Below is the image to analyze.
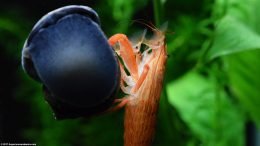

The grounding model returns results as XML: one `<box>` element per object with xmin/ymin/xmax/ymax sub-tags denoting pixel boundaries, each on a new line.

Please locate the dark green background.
<box><xmin>1</xmin><ymin>0</ymin><xmax>260</xmax><ymax>145</ymax></box>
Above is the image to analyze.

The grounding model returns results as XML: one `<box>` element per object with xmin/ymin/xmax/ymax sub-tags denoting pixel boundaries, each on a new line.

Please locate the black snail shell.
<box><xmin>22</xmin><ymin>5</ymin><xmax>120</xmax><ymax>119</ymax></box>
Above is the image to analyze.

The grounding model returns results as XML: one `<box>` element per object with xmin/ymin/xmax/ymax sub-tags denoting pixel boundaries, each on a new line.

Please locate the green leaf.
<box><xmin>167</xmin><ymin>72</ymin><xmax>245</xmax><ymax>146</ymax></box>
<box><xmin>206</xmin><ymin>0</ymin><xmax>260</xmax><ymax>126</ymax></box>
<box><xmin>207</xmin><ymin>0</ymin><xmax>260</xmax><ymax>60</ymax></box>
<box><xmin>223</xmin><ymin>49</ymin><xmax>260</xmax><ymax>124</ymax></box>
<box><xmin>207</xmin><ymin>15</ymin><xmax>260</xmax><ymax>60</ymax></box>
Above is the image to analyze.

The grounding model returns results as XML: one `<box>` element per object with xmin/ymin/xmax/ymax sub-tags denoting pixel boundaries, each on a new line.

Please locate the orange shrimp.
<box><xmin>108</xmin><ymin>23</ymin><xmax>168</xmax><ymax>146</ymax></box>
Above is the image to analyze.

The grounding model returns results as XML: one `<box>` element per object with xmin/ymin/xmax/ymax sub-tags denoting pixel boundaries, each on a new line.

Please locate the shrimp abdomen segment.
<box><xmin>108</xmin><ymin>34</ymin><xmax>139</xmax><ymax>81</ymax></box>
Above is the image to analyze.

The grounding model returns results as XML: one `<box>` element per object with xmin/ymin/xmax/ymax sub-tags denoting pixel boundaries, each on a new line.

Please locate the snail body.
<box><xmin>22</xmin><ymin>5</ymin><xmax>120</xmax><ymax>119</ymax></box>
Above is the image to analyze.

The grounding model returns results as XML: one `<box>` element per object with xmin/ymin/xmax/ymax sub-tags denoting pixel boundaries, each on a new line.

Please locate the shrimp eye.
<box><xmin>22</xmin><ymin>5</ymin><xmax>120</xmax><ymax>119</ymax></box>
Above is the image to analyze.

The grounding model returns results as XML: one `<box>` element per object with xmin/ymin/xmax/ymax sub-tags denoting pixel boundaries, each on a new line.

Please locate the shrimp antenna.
<box><xmin>132</xmin><ymin>19</ymin><xmax>172</xmax><ymax>35</ymax></box>
<box><xmin>131</xmin><ymin>19</ymin><xmax>159</xmax><ymax>32</ymax></box>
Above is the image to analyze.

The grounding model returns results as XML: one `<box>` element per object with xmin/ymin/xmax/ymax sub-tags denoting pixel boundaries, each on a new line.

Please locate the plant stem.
<box><xmin>153</xmin><ymin>0</ymin><xmax>164</xmax><ymax>26</ymax></box>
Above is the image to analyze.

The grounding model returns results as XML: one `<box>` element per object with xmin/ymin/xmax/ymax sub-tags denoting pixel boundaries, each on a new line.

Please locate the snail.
<box><xmin>22</xmin><ymin>5</ymin><xmax>120</xmax><ymax>119</ymax></box>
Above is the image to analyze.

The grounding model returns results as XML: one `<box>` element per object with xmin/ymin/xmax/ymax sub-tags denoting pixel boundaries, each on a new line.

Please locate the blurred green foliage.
<box><xmin>1</xmin><ymin>0</ymin><xmax>260</xmax><ymax>145</ymax></box>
